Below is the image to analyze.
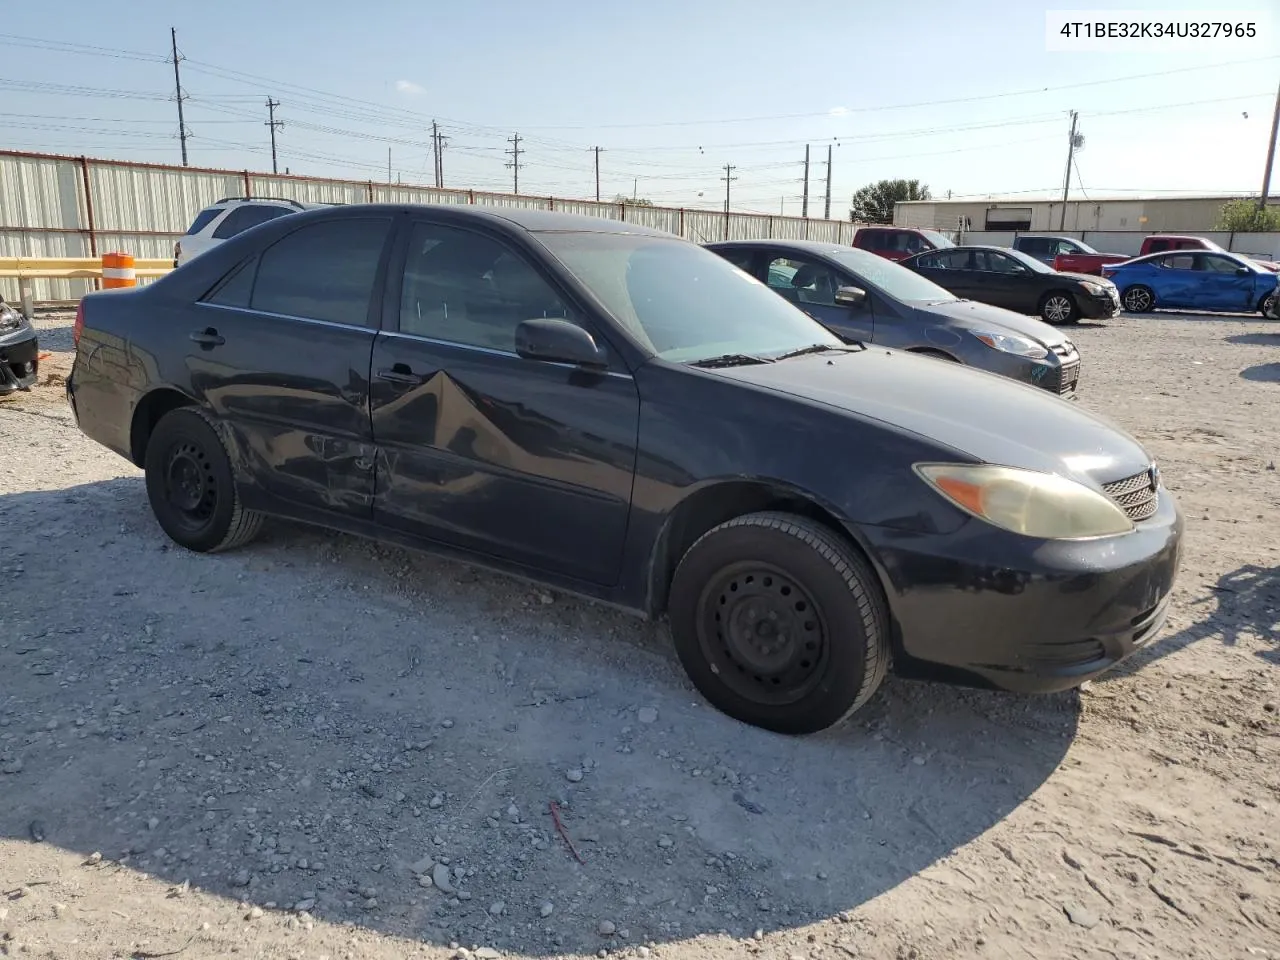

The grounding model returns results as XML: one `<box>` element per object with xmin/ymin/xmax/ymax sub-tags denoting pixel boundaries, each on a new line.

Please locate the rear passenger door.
<box><xmin>193</xmin><ymin>216</ymin><xmax>394</xmax><ymax>518</ymax></box>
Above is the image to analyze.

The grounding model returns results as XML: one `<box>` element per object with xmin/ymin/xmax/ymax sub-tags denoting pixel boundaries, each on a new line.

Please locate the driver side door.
<box><xmin>1194</xmin><ymin>253</ymin><xmax>1258</xmax><ymax>312</ymax></box>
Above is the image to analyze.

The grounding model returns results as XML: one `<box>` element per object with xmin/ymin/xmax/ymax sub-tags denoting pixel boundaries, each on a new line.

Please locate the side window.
<box><xmin>399</xmin><ymin>221</ymin><xmax>571</xmax><ymax>352</ymax></box>
<box><xmin>974</xmin><ymin>250</ymin><xmax>1017</xmax><ymax>273</ymax></box>
<box><xmin>212</xmin><ymin>205</ymin><xmax>293</xmax><ymax>240</ymax></box>
<box><xmin>251</xmin><ymin>218</ymin><xmax>390</xmax><ymax>326</ymax></box>
<box><xmin>203</xmin><ymin>257</ymin><xmax>257</xmax><ymax>308</ymax></box>
<box><xmin>1160</xmin><ymin>253</ymin><xmax>1195</xmax><ymax>270</ymax></box>
<box><xmin>185</xmin><ymin>208</ymin><xmax>222</xmax><ymax>235</ymax></box>
<box><xmin>765</xmin><ymin>256</ymin><xmax>838</xmax><ymax>306</ymax></box>
<box><xmin>1018</xmin><ymin>238</ymin><xmax>1047</xmax><ymax>257</ymax></box>
<box><xmin>854</xmin><ymin>230</ymin><xmax>883</xmax><ymax>251</ymax></box>
<box><xmin>1053</xmin><ymin>240</ymin><xmax>1079</xmax><ymax>256</ymax></box>
<box><xmin>717</xmin><ymin>248</ymin><xmax>756</xmax><ymax>272</ymax></box>
<box><xmin>1198</xmin><ymin>254</ymin><xmax>1240</xmax><ymax>274</ymax></box>
<box><xmin>913</xmin><ymin>253</ymin><xmax>942</xmax><ymax>269</ymax></box>
<box><xmin>1147</xmin><ymin>239</ymin><xmax>1170</xmax><ymax>253</ymax></box>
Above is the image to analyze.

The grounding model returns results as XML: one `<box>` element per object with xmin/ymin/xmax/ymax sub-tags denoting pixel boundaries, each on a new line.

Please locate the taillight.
<box><xmin>73</xmin><ymin>300</ymin><xmax>85</xmax><ymax>346</ymax></box>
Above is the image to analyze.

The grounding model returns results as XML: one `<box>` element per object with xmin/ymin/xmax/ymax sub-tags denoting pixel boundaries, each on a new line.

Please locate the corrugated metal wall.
<box><xmin>1</xmin><ymin>150</ymin><xmax>861</xmax><ymax>302</ymax></box>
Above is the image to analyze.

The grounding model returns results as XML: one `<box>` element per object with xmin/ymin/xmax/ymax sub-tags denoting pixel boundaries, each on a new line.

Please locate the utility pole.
<box><xmin>431</xmin><ymin>120</ymin><xmax>448</xmax><ymax>188</ymax></box>
<box><xmin>721</xmin><ymin>163</ymin><xmax>737</xmax><ymax>213</ymax></box>
<box><xmin>387</xmin><ymin>147</ymin><xmax>392</xmax><ymax>185</ymax></box>
<box><xmin>801</xmin><ymin>145</ymin><xmax>810</xmax><ymax>218</ymax></box>
<box><xmin>1258</xmin><ymin>76</ymin><xmax>1280</xmax><ymax>211</ymax></box>
<box><xmin>823</xmin><ymin>144</ymin><xmax>833</xmax><ymax>220</ymax></box>
<box><xmin>169</xmin><ymin>27</ymin><xmax>189</xmax><ymax>167</ymax></box>
<box><xmin>264</xmin><ymin>98</ymin><xmax>283</xmax><ymax>175</ymax></box>
<box><xmin>592</xmin><ymin>146</ymin><xmax>603</xmax><ymax>202</ymax></box>
<box><xmin>1059</xmin><ymin>110</ymin><xmax>1079</xmax><ymax>230</ymax></box>
<box><xmin>505</xmin><ymin>133</ymin><xmax>524</xmax><ymax>194</ymax></box>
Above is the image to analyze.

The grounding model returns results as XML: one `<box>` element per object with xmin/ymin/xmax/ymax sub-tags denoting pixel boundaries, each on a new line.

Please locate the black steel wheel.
<box><xmin>144</xmin><ymin>406</ymin><xmax>264</xmax><ymax>552</ymax></box>
<box><xmin>668</xmin><ymin>511</ymin><xmax>890</xmax><ymax>734</ymax></box>
<box><xmin>1039</xmin><ymin>291</ymin><xmax>1077</xmax><ymax>325</ymax></box>
<box><xmin>1121</xmin><ymin>285</ymin><xmax>1154</xmax><ymax>313</ymax></box>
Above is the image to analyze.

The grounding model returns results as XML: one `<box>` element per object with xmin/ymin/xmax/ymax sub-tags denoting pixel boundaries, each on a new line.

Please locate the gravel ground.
<box><xmin>1</xmin><ymin>308</ymin><xmax>1278</xmax><ymax>960</ymax></box>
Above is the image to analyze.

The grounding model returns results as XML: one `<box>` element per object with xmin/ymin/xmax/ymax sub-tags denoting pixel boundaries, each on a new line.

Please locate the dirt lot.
<box><xmin>1</xmin><ymin>308</ymin><xmax>1278</xmax><ymax>960</ymax></box>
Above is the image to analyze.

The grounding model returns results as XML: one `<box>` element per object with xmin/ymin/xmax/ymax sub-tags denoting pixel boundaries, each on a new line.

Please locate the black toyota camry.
<box><xmin>67</xmin><ymin>204</ymin><xmax>1182</xmax><ymax>734</ymax></box>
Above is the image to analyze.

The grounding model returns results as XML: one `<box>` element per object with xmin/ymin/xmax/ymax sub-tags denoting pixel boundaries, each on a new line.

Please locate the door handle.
<box><xmin>189</xmin><ymin>327</ymin><xmax>224</xmax><ymax>347</ymax></box>
<box><xmin>377</xmin><ymin>363</ymin><xmax>426</xmax><ymax>386</ymax></box>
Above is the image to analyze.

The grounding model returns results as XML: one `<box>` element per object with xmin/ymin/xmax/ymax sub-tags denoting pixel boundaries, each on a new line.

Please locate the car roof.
<box><xmin>240</xmin><ymin>202</ymin><xmax>678</xmax><ymax>238</ymax></box>
<box><xmin>708</xmin><ymin>239</ymin><xmax>855</xmax><ymax>254</ymax></box>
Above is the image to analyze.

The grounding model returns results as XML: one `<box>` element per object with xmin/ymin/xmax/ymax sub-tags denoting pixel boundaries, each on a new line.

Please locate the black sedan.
<box><xmin>708</xmin><ymin>240</ymin><xmax>1081</xmax><ymax>398</ymax></box>
<box><xmin>900</xmin><ymin>245</ymin><xmax>1121</xmax><ymax>325</ymax></box>
<box><xmin>68</xmin><ymin>204</ymin><xmax>1182</xmax><ymax>734</ymax></box>
<box><xmin>0</xmin><ymin>298</ymin><xmax>39</xmax><ymax>395</ymax></box>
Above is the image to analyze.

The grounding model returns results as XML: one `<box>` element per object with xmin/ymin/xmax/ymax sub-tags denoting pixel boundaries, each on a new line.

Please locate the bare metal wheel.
<box><xmin>1121</xmin><ymin>285</ymin><xmax>1154</xmax><ymax>313</ymax></box>
<box><xmin>144</xmin><ymin>406</ymin><xmax>264</xmax><ymax>553</ymax></box>
<box><xmin>1040</xmin><ymin>292</ymin><xmax>1076</xmax><ymax>325</ymax></box>
<box><xmin>667</xmin><ymin>511</ymin><xmax>890</xmax><ymax>734</ymax></box>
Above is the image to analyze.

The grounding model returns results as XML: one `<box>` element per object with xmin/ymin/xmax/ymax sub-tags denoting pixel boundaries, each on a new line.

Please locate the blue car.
<box><xmin>1102</xmin><ymin>249</ymin><xmax>1278</xmax><ymax>318</ymax></box>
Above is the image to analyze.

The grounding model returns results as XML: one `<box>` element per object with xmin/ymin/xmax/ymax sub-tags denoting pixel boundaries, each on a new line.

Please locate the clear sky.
<box><xmin>2</xmin><ymin>0</ymin><xmax>1277</xmax><ymax>215</ymax></box>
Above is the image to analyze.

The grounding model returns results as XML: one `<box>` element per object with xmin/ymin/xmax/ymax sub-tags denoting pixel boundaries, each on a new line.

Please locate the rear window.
<box><xmin>212</xmin><ymin>205</ymin><xmax>294</xmax><ymax>240</ymax></box>
<box><xmin>185</xmin><ymin>208</ymin><xmax>223</xmax><ymax>235</ymax></box>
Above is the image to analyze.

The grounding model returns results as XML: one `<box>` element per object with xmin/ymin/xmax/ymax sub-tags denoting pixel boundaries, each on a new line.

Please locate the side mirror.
<box><xmin>834</xmin><ymin>285</ymin><xmax>867</xmax><ymax>308</ymax></box>
<box><xmin>1236</xmin><ymin>266</ymin><xmax>1251</xmax><ymax>276</ymax></box>
<box><xmin>515</xmin><ymin>318</ymin><xmax>607</xmax><ymax>369</ymax></box>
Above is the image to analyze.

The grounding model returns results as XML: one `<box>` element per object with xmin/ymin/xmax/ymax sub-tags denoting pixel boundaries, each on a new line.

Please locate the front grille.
<box><xmin>1103</xmin><ymin>468</ymin><xmax>1159</xmax><ymax>522</ymax></box>
<box><xmin>1042</xmin><ymin>358</ymin><xmax>1080</xmax><ymax>395</ymax></box>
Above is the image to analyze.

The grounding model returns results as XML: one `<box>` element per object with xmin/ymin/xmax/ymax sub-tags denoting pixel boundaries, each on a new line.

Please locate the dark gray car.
<box><xmin>707</xmin><ymin>239</ymin><xmax>1081</xmax><ymax>398</ymax></box>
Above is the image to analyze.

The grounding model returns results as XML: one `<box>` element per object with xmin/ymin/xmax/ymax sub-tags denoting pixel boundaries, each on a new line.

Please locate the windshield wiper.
<box><xmin>689</xmin><ymin>353</ymin><xmax>775</xmax><ymax>368</ymax></box>
<box><xmin>772</xmin><ymin>343</ymin><xmax>862</xmax><ymax>360</ymax></box>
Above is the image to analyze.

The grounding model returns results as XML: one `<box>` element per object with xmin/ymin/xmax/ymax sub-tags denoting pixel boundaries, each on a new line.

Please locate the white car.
<box><xmin>174</xmin><ymin>197</ymin><xmax>307</xmax><ymax>266</ymax></box>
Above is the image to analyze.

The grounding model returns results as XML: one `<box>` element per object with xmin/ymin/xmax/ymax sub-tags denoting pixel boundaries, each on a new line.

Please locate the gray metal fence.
<box><xmin>1</xmin><ymin>150</ymin><xmax>861</xmax><ymax>302</ymax></box>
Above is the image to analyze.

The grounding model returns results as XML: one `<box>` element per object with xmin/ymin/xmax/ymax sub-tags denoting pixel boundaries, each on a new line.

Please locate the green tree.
<box><xmin>850</xmin><ymin>179</ymin><xmax>931</xmax><ymax>224</ymax></box>
<box><xmin>614</xmin><ymin>194</ymin><xmax>654</xmax><ymax>206</ymax></box>
<box><xmin>1216</xmin><ymin>199</ymin><xmax>1280</xmax><ymax>232</ymax></box>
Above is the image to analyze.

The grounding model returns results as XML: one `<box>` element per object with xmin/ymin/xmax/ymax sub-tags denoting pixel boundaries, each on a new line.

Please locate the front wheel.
<box><xmin>1039</xmin><ymin>291</ymin><xmax>1077</xmax><ymax>325</ymax></box>
<box><xmin>144</xmin><ymin>407</ymin><xmax>264</xmax><ymax>553</ymax></box>
<box><xmin>667</xmin><ymin>512</ymin><xmax>890</xmax><ymax>735</ymax></box>
<box><xmin>1260</xmin><ymin>292</ymin><xmax>1278</xmax><ymax>320</ymax></box>
<box><xmin>1121</xmin><ymin>285</ymin><xmax>1155</xmax><ymax>313</ymax></box>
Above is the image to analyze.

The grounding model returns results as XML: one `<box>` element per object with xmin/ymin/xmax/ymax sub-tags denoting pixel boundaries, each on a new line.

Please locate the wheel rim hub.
<box><xmin>164</xmin><ymin>442</ymin><xmax>216</xmax><ymax>525</ymax></box>
<box><xmin>699</xmin><ymin>564</ymin><xmax>827</xmax><ymax>705</ymax></box>
<box><xmin>1045</xmin><ymin>297</ymin><xmax>1070</xmax><ymax>322</ymax></box>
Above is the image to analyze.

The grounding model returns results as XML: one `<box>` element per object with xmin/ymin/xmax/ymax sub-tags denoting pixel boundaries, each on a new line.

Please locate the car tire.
<box><xmin>144</xmin><ymin>406</ymin><xmax>264</xmax><ymax>553</ymax></box>
<box><xmin>1039</xmin><ymin>291</ymin><xmax>1077</xmax><ymax>325</ymax></box>
<box><xmin>1121</xmin><ymin>285</ymin><xmax>1155</xmax><ymax>313</ymax></box>
<box><xmin>1260</xmin><ymin>292</ymin><xmax>1278</xmax><ymax>320</ymax></box>
<box><xmin>667</xmin><ymin>511</ymin><xmax>890</xmax><ymax>735</ymax></box>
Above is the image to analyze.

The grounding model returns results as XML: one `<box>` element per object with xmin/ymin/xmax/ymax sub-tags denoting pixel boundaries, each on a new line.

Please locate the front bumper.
<box><xmin>860</xmin><ymin>488</ymin><xmax>1183</xmax><ymax>693</ymax></box>
<box><xmin>0</xmin><ymin>323</ymin><xmax>39</xmax><ymax>394</ymax></box>
<box><xmin>1078</xmin><ymin>287</ymin><xmax>1121</xmax><ymax>319</ymax></box>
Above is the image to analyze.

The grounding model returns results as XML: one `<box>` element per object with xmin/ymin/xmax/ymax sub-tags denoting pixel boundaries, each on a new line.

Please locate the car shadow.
<box><xmin>1067</xmin><ymin>321</ymin><xmax>1108</xmax><ymax>330</ymax></box>
<box><xmin>1226</xmin><ymin>333</ymin><xmax>1280</xmax><ymax>347</ymax></box>
<box><xmin>1240</xmin><ymin>363</ymin><xmax>1280</xmax><ymax>384</ymax></box>
<box><xmin>0</xmin><ymin>479</ymin><xmax>1077</xmax><ymax>956</ymax></box>
<box><xmin>1099</xmin><ymin>564</ymin><xmax>1280</xmax><ymax>680</ymax></box>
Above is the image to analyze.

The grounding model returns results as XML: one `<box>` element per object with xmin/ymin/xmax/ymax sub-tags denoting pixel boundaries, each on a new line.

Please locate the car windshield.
<box><xmin>535</xmin><ymin>232</ymin><xmax>844</xmax><ymax>363</ymax></box>
<box><xmin>821</xmin><ymin>246</ymin><xmax>959</xmax><ymax>304</ymax></box>
<box><xmin>920</xmin><ymin>229</ymin><xmax>954</xmax><ymax>249</ymax></box>
<box><xmin>1003</xmin><ymin>248</ymin><xmax>1055</xmax><ymax>274</ymax></box>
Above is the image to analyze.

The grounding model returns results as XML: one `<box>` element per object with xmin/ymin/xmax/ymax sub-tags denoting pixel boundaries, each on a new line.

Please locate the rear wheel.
<box><xmin>667</xmin><ymin>511</ymin><xmax>890</xmax><ymax>735</ymax></box>
<box><xmin>1039</xmin><ymin>291</ymin><xmax>1077</xmax><ymax>325</ymax></box>
<box><xmin>144</xmin><ymin>407</ymin><xmax>264</xmax><ymax>553</ymax></box>
<box><xmin>1121</xmin><ymin>285</ymin><xmax>1155</xmax><ymax>313</ymax></box>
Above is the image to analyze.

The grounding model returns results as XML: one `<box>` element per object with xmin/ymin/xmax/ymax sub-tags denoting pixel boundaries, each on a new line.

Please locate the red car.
<box><xmin>1053</xmin><ymin>234</ymin><xmax>1280</xmax><ymax>275</ymax></box>
<box><xmin>851</xmin><ymin>227</ymin><xmax>954</xmax><ymax>262</ymax></box>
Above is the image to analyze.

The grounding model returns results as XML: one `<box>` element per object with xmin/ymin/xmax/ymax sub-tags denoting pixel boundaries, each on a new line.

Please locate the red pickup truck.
<box><xmin>1052</xmin><ymin>234</ymin><xmax>1280</xmax><ymax>275</ymax></box>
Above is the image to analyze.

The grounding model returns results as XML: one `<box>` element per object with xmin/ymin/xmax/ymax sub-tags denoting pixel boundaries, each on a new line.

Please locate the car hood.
<box><xmin>915</xmin><ymin>298</ymin><xmax>1068</xmax><ymax>347</ymax></box>
<box><xmin>709</xmin><ymin>348</ymin><xmax>1152</xmax><ymax>487</ymax></box>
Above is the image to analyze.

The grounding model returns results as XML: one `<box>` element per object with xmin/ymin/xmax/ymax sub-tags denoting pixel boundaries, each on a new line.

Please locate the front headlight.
<box><xmin>0</xmin><ymin>303</ymin><xmax>21</xmax><ymax>332</ymax></box>
<box><xmin>914</xmin><ymin>463</ymin><xmax>1134</xmax><ymax>539</ymax></box>
<box><xmin>970</xmin><ymin>330</ymin><xmax>1048</xmax><ymax>359</ymax></box>
<box><xmin>1080</xmin><ymin>281</ymin><xmax>1105</xmax><ymax>294</ymax></box>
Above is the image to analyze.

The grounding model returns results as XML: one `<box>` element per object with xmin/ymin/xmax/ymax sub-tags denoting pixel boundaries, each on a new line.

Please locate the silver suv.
<box><xmin>174</xmin><ymin>197</ymin><xmax>307</xmax><ymax>267</ymax></box>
